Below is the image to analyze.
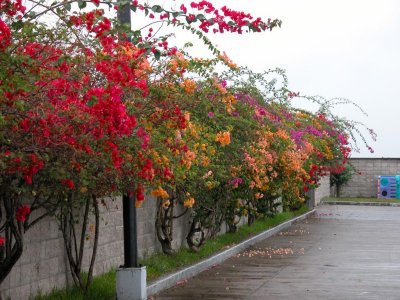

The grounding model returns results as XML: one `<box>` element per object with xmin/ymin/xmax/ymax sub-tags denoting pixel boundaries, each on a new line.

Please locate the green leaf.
<box><xmin>132</xmin><ymin>33</ymin><xmax>142</xmax><ymax>45</ymax></box>
<box><xmin>125</xmin><ymin>31</ymin><xmax>133</xmax><ymax>39</ymax></box>
<box><xmin>11</xmin><ymin>20</ymin><xmax>24</xmax><ymax>30</ymax></box>
<box><xmin>87</xmin><ymin>97</ymin><xmax>98</xmax><ymax>107</ymax></box>
<box><xmin>153</xmin><ymin>49</ymin><xmax>161</xmax><ymax>60</ymax></box>
<box><xmin>78</xmin><ymin>0</ymin><xmax>86</xmax><ymax>9</ymax></box>
<box><xmin>196</xmin><ymin>14</ymin><xmax>206</xmax><ymax>21</ymax></box>
<box><xmin>151</xmin><ymin>5</ymin><xmax>163</xmax><ymax>13</ymax></box>
<box><xmin>137</xmin><ymin>42</ymin><xmax>150</xmax><ymax>49</ymax></box>
<box><xmin>132</xmin><ymin>30</ymin><xmax>141</xmax><ymax>37</ymax></box>
<box><xmin>64</xmin><ymin>2</ymin><xmax>71</xmax><ymax>11</ymax></box>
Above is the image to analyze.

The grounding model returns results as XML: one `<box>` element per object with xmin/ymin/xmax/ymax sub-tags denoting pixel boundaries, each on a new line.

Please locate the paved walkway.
<box><xmin>153</xmin><ymin>205</ymin><xmax>400</xmax><ymax>300</ymax></box>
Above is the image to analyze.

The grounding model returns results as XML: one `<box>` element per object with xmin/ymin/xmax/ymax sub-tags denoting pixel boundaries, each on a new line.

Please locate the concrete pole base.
<box><xmin>116</xmin><ymin>266</ymin><xmax>146</xmax><ymax>300</ymax></box>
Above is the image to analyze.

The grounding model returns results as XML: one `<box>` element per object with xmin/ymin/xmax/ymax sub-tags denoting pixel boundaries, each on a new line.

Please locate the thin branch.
<box><xmin>86</xmin><ymin>195</ymin><xmax>99</xmax><ymax>291</ymax></box>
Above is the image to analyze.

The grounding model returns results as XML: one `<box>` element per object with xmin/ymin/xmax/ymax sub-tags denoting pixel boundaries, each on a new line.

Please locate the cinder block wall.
<box><xmin>0</xmin><ymin>212</ymin><xmax>68</xmax><ymax>300</ymax></box>
<box><xmin>339</xmin><ymin>158</ymin><xmax>400</xmax><ymax>198</ymax></box>
<box><xmin>0</xmin><ymin>195</ymin><xmax>186</xmax><ymax>300</ymax></box>
<box><xmin>315</xmin><ymin>175</ymin><xmax>331</xmax><ymax>205</ymax></box>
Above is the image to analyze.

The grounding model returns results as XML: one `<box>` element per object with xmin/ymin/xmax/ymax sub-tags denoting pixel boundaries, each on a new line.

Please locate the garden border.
<box><xmin>147</xmin><ymin>209</ymin><xmax>316</xmax><ymax>296</ymax></box>
<box><xmin>322</xmin><ymin>201</ymin><xmax>400</xmax><ymax>207</ymax></box>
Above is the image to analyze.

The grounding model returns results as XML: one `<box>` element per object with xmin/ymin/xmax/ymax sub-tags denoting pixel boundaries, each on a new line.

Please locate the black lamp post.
<box><xmin>122</xmin><ymin>193</ymin><xmax>138</xmax><ymax>268</ymax></box>
<box><xmin>117</xmin><ymin>4</ymin><xmax>139</xmax><ymax>269</ymax></box>
<box><xmin>115</xmin><ymin>5</ymin><xmax>146</xmax><ymax>300</ymax></box>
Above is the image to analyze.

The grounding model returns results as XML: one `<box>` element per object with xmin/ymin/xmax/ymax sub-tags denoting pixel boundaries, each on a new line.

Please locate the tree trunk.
<box><xmin>186</xmin><ymin>220</ymin><xmax>205</xmax><ymax>252</ymax></box>
<box><xmin>60</xmin><ymin>194</ymin><xmax>100</xmax><ymax>293</ymax></box>
<box><xmin>155</xmin><ymin>200</ymin><xmax>174</xmax><ymax>254</ymax></box>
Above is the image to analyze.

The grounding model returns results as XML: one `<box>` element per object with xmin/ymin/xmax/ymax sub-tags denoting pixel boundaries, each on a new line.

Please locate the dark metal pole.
<box><xmin>117</xmin><ymin>1</ymin><xmax>131</xmax><ymax>30</ymax></box>
<box><xmin>117</xmin><ymin>3</ymin><xmax>138</xmax><ymax>268</ymax></box>
<box><xmin>122</xmin><ymin>194</ymin><xmax>138</xmax><ymax>267</ymax></box>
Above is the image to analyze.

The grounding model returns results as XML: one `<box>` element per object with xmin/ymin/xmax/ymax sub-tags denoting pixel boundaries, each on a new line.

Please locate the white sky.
<box><xmin>26</xmin><ymin>0</ymin><xmax>400</xmax><ymax>157</ymax></box>
<box><xmin>130</xmin><ymin>0</ymin><xmax>400</xmax><ymax>158</ymax></box>
<box><xmin>41</xmin><ymin>0</ymin><xmax>395</xmax><ymax>158</ymax></box>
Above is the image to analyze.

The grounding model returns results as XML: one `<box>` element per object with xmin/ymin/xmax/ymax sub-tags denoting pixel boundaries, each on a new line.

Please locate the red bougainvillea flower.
<box><xmin>163</xmin><ymin>167</ymin><xmax>173</xmax><ymax>180</ymax></box>
<box><xmin>16</xmin><ymin>205</ymin><xmax>31</xmax><ymax>222</ymax></box>
<box><xmin>135</xmin><ymin>183</ymin><xmax>145</xmax><ymax>202</ymax></box>
<box><xmin>61</xmin><ymin>179</ymin><xmax>75</xmax><ymax>189</ymax></box>
<box><xmin>0</xmin><ymin>19</ymin><xmax>11</xmax><ymax>50</ymax></box>
<box><xmin>0</xmin><ymin>0</ymin><xmax>26</xmax><ymax>17</ymax></box>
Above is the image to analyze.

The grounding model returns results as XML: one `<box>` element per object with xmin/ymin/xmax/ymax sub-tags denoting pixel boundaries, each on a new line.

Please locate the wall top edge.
<box><xmin>349</xmin><ymin>157</ymin><xmax>400</xmax><ymax>160</ymax></box>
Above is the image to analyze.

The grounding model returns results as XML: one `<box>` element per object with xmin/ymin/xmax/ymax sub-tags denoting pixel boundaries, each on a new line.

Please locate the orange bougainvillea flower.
<box><xmin>183</xmin><ymin>197</ymin><xmax>195</xmax><ymax>208</ymax></box>
<box><xmin>162</xmin><ymin>200</ymin><xmax>171</xmax><ymax>208</ymax></box>
<box><xmin>255</xmin><ymin>192</ymin><xmax>264</xmax><ymax>200</ymax></box>
<box><xmin>181</xmin><ymin>150</ymin><xmax>196</xmax><ymax>169</ymax></box>
<box><xmin>213</xmin><ymin>77</ymin><xmax>227</xmax><ymax>94</ymax></box>
<box><xmin>275</xmin><ymin>129</ymin><xmax>290</xmax><ymax>140</ymax></box>
<box><xmin>135</xmin><ymin>59</ymin><xmax>152</xmax><ymax>79</ymax></box>
<box><xmin>181</xmin><ymin>79</ymin><xmax>196</xmax><ymax>94</ymax></box>
<box><xmin>215</xmin><ymin>131</ymin><xmax>230</xmax><ymax>146</ymax></box>
<box><xmin>168</xmin><ymin>51</ymin><xmax>189</xmax><ymax>74</ymax></box>
<box><xmin>222</xmin><ymin>95</ymin><xmax>236</xmax><ymax>113</ymax></box>
<box><xmin>218</xmin><ymin>51</ymin><xmax>238</xmax><ymax>69</ymax></box>
<box><xmin>201</xmin><ymin>155</ymin><xmax>210</xmax><ymax>166</ymax></box>
<box><xmin>151</xmin><ymin>186</ymin><xmax>169</xmax><ymax>199</ymax></box>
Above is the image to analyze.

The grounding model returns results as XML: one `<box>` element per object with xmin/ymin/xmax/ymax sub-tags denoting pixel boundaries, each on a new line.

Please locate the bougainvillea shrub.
<box><xmin>0</xmin><ymin>0</ymin><xmax>375</xmax><ymax>290</ymax></box>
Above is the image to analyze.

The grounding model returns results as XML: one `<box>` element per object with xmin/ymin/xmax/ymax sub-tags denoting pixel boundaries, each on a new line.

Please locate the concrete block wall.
<box><xmin>306</xmin><ymin>175</ymin><xmax>330</xmax><ymax>208</ymax></box>
<box><xmin>339</xmin><ymin>158</ymin><xmax>400</xmax><ymax>198</ymax></box>
<box><xmin>0</xmin><ymin>195</ymin><xmax>190</xmax><ymax>300</ymax></box>
<box><xmin>0</xmin><ymin>210</ymin><xmax>69</xmax><ymax>300</ymax></box>
<box><xmin>314</xmin><ymin>175</ymin><xmax>331</xmax><ymax>205</ymax></box>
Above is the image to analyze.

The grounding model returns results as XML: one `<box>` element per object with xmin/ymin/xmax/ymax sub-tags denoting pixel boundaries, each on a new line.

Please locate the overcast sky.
<box><xmin>136</xmin><ymin>1</ymin><xmax>400</xmax><ymax>157</ymax></box>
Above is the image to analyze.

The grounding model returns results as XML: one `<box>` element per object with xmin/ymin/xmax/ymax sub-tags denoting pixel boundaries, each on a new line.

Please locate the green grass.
<box><xmin>35</xmin><ymin>206</ymin><xmax>309</xmax><ymax>300</ymax></box>
<box><xmin>322</xmin><ymin>197</ymin><xmax>400</xmax><ymax>203</ymax></box>
<box><xmin>34</xmin><ymin>270</ymin><xmax>116</xmax><ymax>300</ymax></box>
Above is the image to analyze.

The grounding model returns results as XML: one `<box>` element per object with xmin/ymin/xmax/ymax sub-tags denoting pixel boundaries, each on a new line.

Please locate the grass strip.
<box><xmin>34</xmin><ymin>270</ymin><xmax>116</xmax><ymax>300</ymax></box>
<box><xmin>35</xmin><ymin>206</ymin><xmax>309</xmax><ymax>300</ymax></box>
<box><xmin>322</xmin><ymin>197</ymin><xmax>400</xmax><ymax>203</ymax></box>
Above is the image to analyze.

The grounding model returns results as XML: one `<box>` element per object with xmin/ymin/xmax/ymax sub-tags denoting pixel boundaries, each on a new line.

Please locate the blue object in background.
<box><xmin>396</xmin><ymin>175</ymin><xmax>400</xmax><ymax>199</ymax></box>
<box><xmin>378</xmin><ymin>176</ymin><xmax>398</xmax><ymax>198</ymax></box>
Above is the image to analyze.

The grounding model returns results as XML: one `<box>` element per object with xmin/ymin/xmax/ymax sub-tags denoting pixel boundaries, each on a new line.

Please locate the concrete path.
<box><xmin>152</xmin><ymin>205</ymin><xmax>400</xmax><ymax>300</ymax></box>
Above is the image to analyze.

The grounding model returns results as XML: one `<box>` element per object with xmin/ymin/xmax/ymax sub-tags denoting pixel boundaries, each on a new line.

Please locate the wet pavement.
<box><xmin>152</xmin><ymin>205</ymin><xmax>400</xmax><ymax>300</ymax></box>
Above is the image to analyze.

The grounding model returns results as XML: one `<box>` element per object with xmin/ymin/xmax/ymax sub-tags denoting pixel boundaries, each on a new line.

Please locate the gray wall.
<box><xmin>0</xmin><ymin>197</ymin><xmax>123</xmax><ymax>300</ymax></box>
<box><xmin>339</xmin><ymin>158</ymin><xmax>400</xmax><ymax>198</ymax></box>
<box><xmin>0</xmin><ymin>195</ymin><xmax>187</xmax><ymax>300</ymax></box>
<box><xmin>315</xmin><ymin>175</ymin><xmax>331</xmax><ymax>205</ymax></box>
<box><xmin>306</xmin><ymin>175</ymin><xmax>330</xmax><ymax>208</ymax></box>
